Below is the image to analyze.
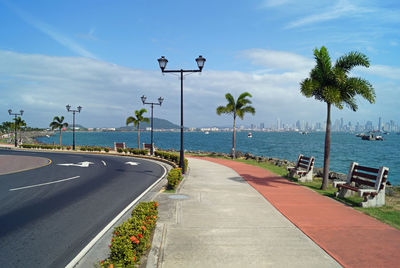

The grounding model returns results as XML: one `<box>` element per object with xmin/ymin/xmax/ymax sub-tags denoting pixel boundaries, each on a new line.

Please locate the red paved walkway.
<box><xmin>191</xmin><ymin>157</ymin><xmax>400</xmax><ymax>268</ymax></box>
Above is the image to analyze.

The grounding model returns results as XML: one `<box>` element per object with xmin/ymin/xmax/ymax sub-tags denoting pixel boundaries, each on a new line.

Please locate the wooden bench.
<box><xmin>142</xmin><ymin>143</ymin><xmax>156</xmax><ymax>154</ymax></box>
<box><xmin>287</xmin><ymin>154</ymin><xmax>315</xmax><ymax>182</ymax></box>
<box><xmin>114</xmin><ymin>142</ymin><xmax>126</xmax><ymax>151</ymax></box>
<box><xmin>333</xmin><ymin>162</ymin><xmax>389</xmax><ymax>207</ymax></box>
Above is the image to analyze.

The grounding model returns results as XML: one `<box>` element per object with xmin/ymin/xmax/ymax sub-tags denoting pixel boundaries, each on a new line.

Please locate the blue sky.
<box><xmin>1</xmin><ymin>0</ymin><xmax>399</xmax><ymax>128</ymax></box>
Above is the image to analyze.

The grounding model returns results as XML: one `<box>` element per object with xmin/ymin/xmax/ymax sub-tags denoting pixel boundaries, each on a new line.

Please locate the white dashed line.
<box><xmin>9</xmin><ymin>176</ymin><xmax>81</xmax><ymax>191</ymax></box>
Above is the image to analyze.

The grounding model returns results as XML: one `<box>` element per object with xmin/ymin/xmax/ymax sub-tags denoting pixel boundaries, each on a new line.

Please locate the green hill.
<box><xmin>118</xmin><ymin>118</ymin><xmax>180</xmax><ymax>130</ymax></box>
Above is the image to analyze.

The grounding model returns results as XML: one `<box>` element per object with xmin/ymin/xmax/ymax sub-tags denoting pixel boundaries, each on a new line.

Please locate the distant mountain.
<box><xmin>117</xmin><ymin>118</ymin><xmax>180</xmax><ymax>130</ymax></box>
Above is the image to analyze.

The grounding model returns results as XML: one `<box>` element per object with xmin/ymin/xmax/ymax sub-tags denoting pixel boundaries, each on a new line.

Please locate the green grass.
<box><xmin>233</xmin><ymin>158</ymin><xmax>289</xmax><ymax>177</ymax></box>
<box><xmin>189</xmin><ymin>154</ymin><xmax>400</xmax><ymax>230</ymax></box>
<box><xmin>0</xmin><ymin>138</ymin><xmax>10</xmax><ymax>144</ymax></box>
<box><xmin>357</xmin><ymin>206</ymin><xmax>400</xmax><ymax>230</ymax></box>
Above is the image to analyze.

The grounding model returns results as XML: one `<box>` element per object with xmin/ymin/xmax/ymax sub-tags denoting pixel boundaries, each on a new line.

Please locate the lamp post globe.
<box><xmin>157</xmin><ymin>56</ymin><xmax>168</xmax><ymax>71</ymax></box>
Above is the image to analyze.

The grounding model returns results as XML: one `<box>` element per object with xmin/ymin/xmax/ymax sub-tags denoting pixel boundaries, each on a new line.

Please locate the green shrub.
<box><xmin>100</xmin><ymin>201</ymin><xmax>159</xmax><ymax>267</ymax></box>
<box><xmin>117</xmin><ymin>148</ymin><xmax>124</xmax><ymax>153</ymax></box>
<box><xmin>154</xmin><ymin>151</ymin><xmax>188</xmax><ymax>173</ymax></box>
<box><xmin>104</xmin><ymin>147</ymin><xmax>110</xmax><ymax>152</ymax></box>
<box><xmin>167</xmin><ymin>168</ymin><xmax>183</xmax><ymax>190</ymax></box>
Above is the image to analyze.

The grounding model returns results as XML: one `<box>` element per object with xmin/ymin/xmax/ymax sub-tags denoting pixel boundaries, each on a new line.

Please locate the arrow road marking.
<box><xmin>57</xmin><ymin>161</ymin><xmax>94</xmax><ymax>167</ymax></box>
<box><xmin>101</xmin><ymin>160</ymin><xmax>107</xmax><ymax>166</ymax></box>
<box><xmin>9</xmin><ymin>176</ymin><xmax>81</xmax><ymax>191</ymax></box>
<box><xmin>125</xmin><ymin>161</ymin><xmax>139</xmax><ymax>166</ymax></box>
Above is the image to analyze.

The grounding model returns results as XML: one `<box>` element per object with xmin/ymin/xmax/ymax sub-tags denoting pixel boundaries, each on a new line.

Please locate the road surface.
<box><xmin>0</xmin><ymin>149</ymin><xmax>165</xmax><ymax>267</ymax></box>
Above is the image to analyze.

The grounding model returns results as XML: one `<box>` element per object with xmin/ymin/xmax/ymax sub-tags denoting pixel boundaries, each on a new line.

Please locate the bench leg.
<box><xmin>361</xmin><ymin>191</ymin><xmax>385</xmax><ymax>208</ymax></box>
<box><xmin>335</xmin><ymin>187</ymin><xmax>354</xmax><ymax>198</ymax></box>
<box><xmin>298</xmin><ymin>171</ymin><xmax>313</xmax><ymax>182</ymax></box>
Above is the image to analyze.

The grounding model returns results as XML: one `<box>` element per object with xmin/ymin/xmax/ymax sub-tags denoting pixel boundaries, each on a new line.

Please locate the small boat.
<box><xmin>361</xmin><ymin>133</ymin><xmax>384</xmax><ymax>141</ymax></box>
<box><xmin>248</xmin><ymin>132</ymin><xmax>252</xmax><ymax>138</ymax></box>
<box><xmin>204</xmin><ymin>131</ymin><xmax>209</xmax><ymax>135</ymax></box>
<box><xmin>46</xmin><ymin>135</ymin><xmax>50</xmax><ymax>138</ymax></box>
<box><xmin>300</xmin><ymin>131</ymin><xmax>308</xmax><ymax>135</ymax></box>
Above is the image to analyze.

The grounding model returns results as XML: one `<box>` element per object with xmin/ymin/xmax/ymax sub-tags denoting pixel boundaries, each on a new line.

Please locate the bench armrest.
<box><xmin>333</xmin><ymin>181</ymin><xmax>346</xmax><ymax>188</ymax></box>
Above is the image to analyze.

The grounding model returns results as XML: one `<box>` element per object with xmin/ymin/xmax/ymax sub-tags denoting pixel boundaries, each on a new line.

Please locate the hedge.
<box><xmin>100</xmin><ymin>201</ymin><xmax>158</xmax><ymax>267</ymax></box>
<box><xmin>154</xmin><ymin>151</ymin><xmax>188</xmax><ymax>172</ymax></box>
<box><xmin>166</xmin><ymin>168</ymin><xmax>183</xmax><ymax>190</ymax></box>
<box><xmin>21</xmin><ymin>144</ymin><xmax>111</xmax><ymax>152</ymax></box>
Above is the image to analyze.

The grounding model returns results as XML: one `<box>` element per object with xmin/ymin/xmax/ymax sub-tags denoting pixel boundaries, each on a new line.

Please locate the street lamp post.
<box><xmin>141</xmin><ymin>95</ymin><xmax>164</xmax><ymax>155</ymax></box>
<box><xmin>8</xmin><ymin>109</ymin><xmax>24</xmax><ymax>147</ymax></box>
<box><xmin>66</xmin><ymin>105</ymin><xmax>82</xmax><ymax>150</ymax></box>
<box><xmin>157</xmin><ymin>55</ymin><xmax>206</xmax><ymax>173</ymax></box>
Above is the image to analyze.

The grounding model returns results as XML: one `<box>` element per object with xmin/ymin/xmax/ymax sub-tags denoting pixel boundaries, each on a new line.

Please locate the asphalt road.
<box><xmin>0</xmin><ymin>149</ymin><xmax>165</xmax><ymax>267</ymax></box>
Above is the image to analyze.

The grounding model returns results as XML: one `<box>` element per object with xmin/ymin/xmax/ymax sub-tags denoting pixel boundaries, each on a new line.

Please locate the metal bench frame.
<box><xmin>333</xmin><ymin>162</ymin><xmax>389</xmax><ymax>208</ymax></box>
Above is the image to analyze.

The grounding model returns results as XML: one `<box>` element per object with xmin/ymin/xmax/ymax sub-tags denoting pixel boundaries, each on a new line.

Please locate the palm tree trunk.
<box><xmin>322</xmin><ymin>103</ymin><xmax>331</xmax><ymax>190</ymax></box>
<box><xmin>231</xmin><ymin>116</ymin><xmax>236</xmax><ymax>158</ymax></box>
<box><xmin>59</xmin><ymin>130</ymin><xmax>62</xmax><ymax>145</ymax></box>
<box><xmin>137</xmin><ymin>124</ymin><xmax>140</xmax><ymax>149</ymax></box>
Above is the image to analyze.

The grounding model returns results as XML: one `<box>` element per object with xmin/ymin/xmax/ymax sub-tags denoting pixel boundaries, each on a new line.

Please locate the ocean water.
<box><xmin>37</xmin><ymin>131</ymin><xmax>400</xmax><ymax>185</ymax></box>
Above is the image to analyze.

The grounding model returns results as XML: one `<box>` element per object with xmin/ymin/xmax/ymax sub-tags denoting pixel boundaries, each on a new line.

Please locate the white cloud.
<box><xmin>285</xmin><ymin>0</ymin><xmax>373</xmax><ymax>29</ymax></box>
<box><xmin>357</xmin><ymin>65</ymin><xmax>400</xmax><ymax>81</ymax></box>
<box><xmin>0</xmin><ymin>50</ymin><xmax>397</xmax><ymax>129</ymax></box>
<box><xmin>241</xmin><ymin>48</ymin><xmax>314</xmax><ymax>72</ymax></box>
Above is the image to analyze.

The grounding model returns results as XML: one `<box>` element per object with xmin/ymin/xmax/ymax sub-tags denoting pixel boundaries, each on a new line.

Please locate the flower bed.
<box><xmin>100</xmin><ymin>201</ymin><xmax>158</xmax><ymax>267</ymax></box>
<box><xmin>166</xmin><ymin>168</ymin><xmax>183</xmax><ymax>190</ymax></box>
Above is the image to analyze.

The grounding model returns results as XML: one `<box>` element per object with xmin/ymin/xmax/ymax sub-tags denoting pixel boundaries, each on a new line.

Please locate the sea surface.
<box><xmin>37</xmin><ymin>131</ymin><xmax>400</xmax><ymax>185</ymax></box>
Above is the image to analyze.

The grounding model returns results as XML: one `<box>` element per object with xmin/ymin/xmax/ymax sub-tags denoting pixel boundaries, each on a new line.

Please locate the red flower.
<box><xmin>130</xmin><ymin>236</ymin><xmax>139</xmax><ymax>244</ymax></box>
<box><xmin>146</xmin><ymin>216</ymin><xmax>150</xmax><ymax>220</ymax></box>
<box><xmin>141</xmin><ymin>226</ymin><xmax>146</xmax><ymax>230</ymax></box>
<box><xmin>153</xmin><ymin>216</ymin><xmax>157</xmax><ymax>219</ymax></box>
<box><xmin>132</xmin><ymin>256</ymin><xmax>136</xmax><ymax>261</ymax></box>
<box><xmin>138</xmin><ymin>234</ymin><xmax>143</xmax><ymax>238</ymax></box>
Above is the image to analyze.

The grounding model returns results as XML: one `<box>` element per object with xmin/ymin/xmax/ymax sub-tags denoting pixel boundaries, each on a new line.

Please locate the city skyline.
<box><xmin>1</xmin><ymin>1</ymin><xmax>399</xmax><ymax>128</ymax></box>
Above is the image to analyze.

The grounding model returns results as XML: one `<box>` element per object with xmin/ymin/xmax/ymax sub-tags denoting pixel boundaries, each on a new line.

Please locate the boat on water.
<box><xmin>204</xmin><ymin>131</ymin><xmax>209</xmax><ymax>135</ymax></box>
<box><xmin>248</xmin><ymin>132</ymin><xmax>252</xmax><ymax>138</ymax></box>
<box><xmin>361</xmin><ymin>133</ymin><xmax>384</xmax><ymax>141</ymax></box>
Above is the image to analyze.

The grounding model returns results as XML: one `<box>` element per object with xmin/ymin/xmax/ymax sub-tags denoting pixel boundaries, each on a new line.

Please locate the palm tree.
<box><xmin>300</xmin><ymin>46</ymin><xmax>375</xmax><ymax>190</ymax></box>
<box><xmin>49</xmin><ymin>116</ymin><xmax>69</xmax><ymax>145</ymax></box>
<box><xmin>126</xmin><ymin>109</ymin><xmax>150</xmax><ymax>149</ymax></box>
<box><xmin>11</xmin><ymin>117</ymin><xmax>26</xmax><ymax>145</ymax></box>
<box><xmin>216</xmin><ymin>92</ymin><xmax>255</xmax><ymax>158</ymax></box>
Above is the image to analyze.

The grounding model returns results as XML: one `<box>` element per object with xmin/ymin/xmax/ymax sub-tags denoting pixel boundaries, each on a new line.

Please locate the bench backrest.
<box><xmin>143</xmin><ymin>143</ymin><xmax>153</xmax><ymax>150</ymax></box>
<box><xmin>114</xmin><ymin>142</ymin><xmax>126</xmax><ymax>150</ymax></box>
<box><xmin>346</xmin><ymin>162</ymin><xmax>389</xmax><ymax>191</ymax></box>
<box><xmin>296</xmin><ymin>154</ymin><xmax>315</xmax><ymax>172</ymax></box>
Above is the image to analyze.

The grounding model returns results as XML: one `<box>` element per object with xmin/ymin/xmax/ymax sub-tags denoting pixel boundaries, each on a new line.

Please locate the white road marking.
<box><xmin>57</xmin><ymin>161</ymin><xmax>94</xmax><ymax>167</ymax></box>
<box><xmin>66</xmin><ymin>162</ymin><xmax>168</xmax><ymax>268</ymax></box>
<box><xmin>125</xmin><ymin>161</ymin><xmax>139</xmax><ymax>166</ymax></box>
<box><xmin>101</xmin><ymin>160</ymin><xmax>107</xmax><ymax>166</ymax></box>
<box><xmin>9</xmin><ymin>176</ymin><xmax>81</xmax><ymax>191</ymax></box>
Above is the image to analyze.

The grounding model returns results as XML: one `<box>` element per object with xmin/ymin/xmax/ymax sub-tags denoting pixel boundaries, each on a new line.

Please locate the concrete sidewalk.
<box><xmin>148</xmin><ymin>158</ymin><xmax>340</xmax><ymax>267</ymax></box>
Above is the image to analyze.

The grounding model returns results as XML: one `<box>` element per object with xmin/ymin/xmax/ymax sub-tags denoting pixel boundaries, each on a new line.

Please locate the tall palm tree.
<box><xmin>12</xmin><ymin>117</ymin><xmax>26</xmax><ymax>145</ymax></box>
<box><xmin>126</xmin><ymin>109</ymin><xmax>149</xmax><ymax>149</ymax></box>
<box><xmin>216</xmin><ymin>92</ymin><xmax>255</xmax><ymax>158</ymax></box>
<box><xmin>300</xmin><ymin>46</ymin><xmax>375</xmax><ymax>190</ymax></box>
<box><xmin>49</xmin><ymin>116</ymin><xmax>69</xmax><ymax>145</ymax></box>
